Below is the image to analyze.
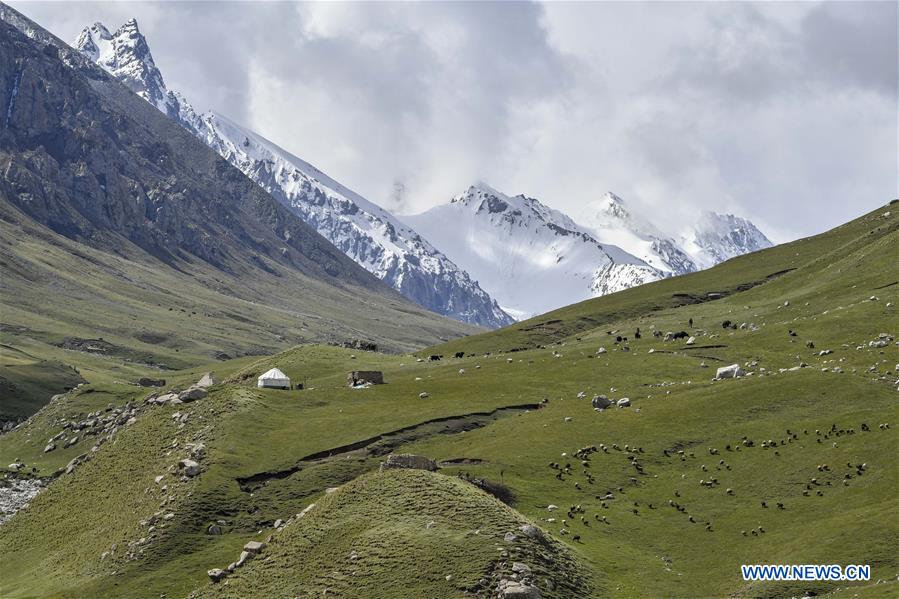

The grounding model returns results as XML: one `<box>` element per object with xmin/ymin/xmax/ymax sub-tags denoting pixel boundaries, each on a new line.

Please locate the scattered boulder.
<box><xmin>207</xmin><ymin>524</ymin><xmax>223</xmax><ymax>535</ymax></box>
<box><xmin>137</xmin><ymin>377</ymin><xmax>166</xmax><ymax>387</ymax></box>
<box><xmin>591</xmin><ymin>395</ymin><xmax>611</xmax><ymax>409</ymax></box>
<box><xmin>596</xmin><ymin>347</ymin><xmax>607</xmax><ymax>354</ymax></box>
<box><xmin>148</xmin><ymin>393</ymin><xmax>180</xmax><ymax>405</ymax></box>
<box><xmin>686</xmin><ymin>336</ymin><xmax>696</xmax><ymax>345</ymax></box>
<box><xmin>179</xmin><ymin>459</ymin><xmax>201</xmax><ymax>477</ymax></box>
<box><xmin>64</xmin><ymin>454</ymin><xmax>88</xmax><ymax>475</ymax></box>
<box><xmin>617</xmin><ymin>398</ymin><xmax>631</xmax><ymax>408</ymax></box>
<box><xmin>519</xmin><ymin>524</ymin><xmax>542</xmax><ymax>539</ymax></box>
<box><xmin>418</xmin><ymin>392</ymin><xmax>430</xmax><ymax>399</ymax></box>
<box><xmin>196</xmin><ymin>373</ymin><xmax>218</xmax><ymax>388</ymax></box>
<box><xmin>207</xmin><ymin>568</ymin><xmax>226</xmax><ymax>582</ymax></box>
<box><xmin>498</xmin><ymin>579</ymin><xmax>542</xmax><ymax>598</ymax></box>
<box><xmin>243</xmin><ymin>541</ymin><xmax>266</xmax><ymax>554</ymax></box>
<box><xmin>380</xmin><ymin>454</ymin><xmax>437</xmax><ymax>472</ymax></box>
<box><xmin>511</xmin><ymin>562</ymin><xmax>532</xmax><ymax>576</ymax></box>
<box><xmin>187</xmin><ymin>443</ymin><xmax>207</xmax><ymax>460</ymax></box>
<box><xmin>715</xmin><ymin>364</ymin><xmax>745</xmax><ymax>380</ymax></box>
<box><xmin>179</xmin><ymin>387</ymin><xmax>207</xmax><ymax>402</ymax></box>
<box><xmin>43</xmin><ymin>443</ymin><xmax>56</xmax><ymax>453</ymax></box>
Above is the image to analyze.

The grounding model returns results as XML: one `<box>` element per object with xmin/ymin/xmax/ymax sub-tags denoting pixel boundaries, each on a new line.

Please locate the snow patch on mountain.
<box><xmin>683</xmin><ymin>212</ymin><xmax>773</xmax><ymax>268</ymax></box>
<box><xmin>73</xmin><ymin>19</ymin><xmax>513</xmax><ymax>329</ymax></box>
<box><xmin>581</xmin><ymin>192</ymin><xmax>697</xmax><ymax>275</ymax></box>
<box><xmin>403</xmin><ymin>184</ymin><xmax>662</xmax><ymax>319</ymax></box>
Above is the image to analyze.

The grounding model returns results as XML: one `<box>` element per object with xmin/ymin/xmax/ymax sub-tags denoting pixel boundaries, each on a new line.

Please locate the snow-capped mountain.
<box><xmin>73</xmin><ymin>21</ymin><xmax>202</xmax><ymax>132</ymax></box>
<box><xmin>403</xmin><ymin>185</ymin><xmax>662</xmax><ymax>320</ymax></box>
<box><xmin>582</xmin><ymin>192</ymin><xmax>772</xmax><ymax>272</ymax></box>
<box><xmin>581</xmin><ymin>192</ymin><xmax>698</xmax><ymax>275</ymax></box>
<box><xmin>684</xmin><ymin>212</ymin><xmax>773</xmax><ymax>268</ymax></box>
<box><xmin>73</xmin><ymin>20</ymin><xmax>512</xmax><ymax>329</ymax></box>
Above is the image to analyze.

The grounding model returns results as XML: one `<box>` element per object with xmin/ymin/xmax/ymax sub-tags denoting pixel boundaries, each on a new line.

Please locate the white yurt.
<box><xmin>257</xmin><ymin>367</ymin><xmax>291</xmax><ymax>390</ymax></box>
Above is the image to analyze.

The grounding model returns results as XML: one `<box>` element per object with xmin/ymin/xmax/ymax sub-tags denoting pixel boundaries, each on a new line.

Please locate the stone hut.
<box><xmin>347</xmin><ymin>371</ymin><xmax>385</xmax><ymax>387</ymax></box>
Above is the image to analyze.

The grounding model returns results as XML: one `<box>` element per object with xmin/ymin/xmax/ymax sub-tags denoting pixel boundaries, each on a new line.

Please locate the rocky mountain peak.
<box><xmin>599</xmin><ymin>191</ymin><xmax>631</xmax><ymax>221</ymax></box>
<box><xmin>690</xmin><ymin>211</ymin><xmax>773</xmax><ymax>264</ymax></box>
<box><xmin>74</xmin><ymin>19</ymin><xmax>168</xmax><ymax>109</ymax></box>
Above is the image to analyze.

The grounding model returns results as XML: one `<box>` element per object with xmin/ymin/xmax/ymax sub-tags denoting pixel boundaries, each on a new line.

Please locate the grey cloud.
<box><xmin>9</xmin><ymin>0</ymin><xmax>896</xmax><ymax>241</ymax></box>
<box><xmin>666</xmin><ymin>2</ymin><xmax>897</xmax><ymax>103</ymax></box>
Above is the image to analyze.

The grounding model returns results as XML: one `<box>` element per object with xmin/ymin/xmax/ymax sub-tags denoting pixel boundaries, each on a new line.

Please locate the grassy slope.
<box><xmin>0</xmin><ymin>344</ymin><xmax>85</xmax><ymax>422</ymax></box>
<box><xmin>204</xmin><ymin>469</ymin><xmax>590</xmax><ymax>599</ymax></box>
<box><xmin>0</xmin><ymin>204</ymin><xmax>896</xmax><ymax>598</ymax></box>
<box><xmin>0</xmin><ymin>207</ymin><xmax>477</xmax><ymax>421</ymax></box>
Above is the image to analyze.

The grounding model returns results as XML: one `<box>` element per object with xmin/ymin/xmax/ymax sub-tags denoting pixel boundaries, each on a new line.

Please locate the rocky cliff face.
<box><xmin>0</xmin><ymin>16</ymin><xmax>378</xmax><ymax>286</ymax></box>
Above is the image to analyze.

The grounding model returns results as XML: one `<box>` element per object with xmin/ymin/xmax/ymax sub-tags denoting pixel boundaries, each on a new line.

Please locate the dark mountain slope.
<box><xmin>2</xmin><ymin>16</ymin><xmax>379</xmax><ymax>286</ymax></box>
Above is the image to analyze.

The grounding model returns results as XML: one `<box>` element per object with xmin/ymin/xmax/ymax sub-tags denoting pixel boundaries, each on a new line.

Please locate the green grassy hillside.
<box><xmin>205</xmin><ymin>469</ymin><xmax>591</xmax><ymax>598</ymax></box>
<box><xmin>0</xmin><ymin>207</ymin><xmax>477</xmax><ymax>421</ymax></box>
<box><xmin>0</xmin><ymin>204</ymin><xmax>896</xmax><ymax>598</ymax></box>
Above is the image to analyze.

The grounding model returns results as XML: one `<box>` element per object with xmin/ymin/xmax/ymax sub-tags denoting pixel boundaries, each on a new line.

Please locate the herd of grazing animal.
<box><xmin>541</xmin><ymin>420</ymin><xmax>891</xmax><ymax>544</ymax></box>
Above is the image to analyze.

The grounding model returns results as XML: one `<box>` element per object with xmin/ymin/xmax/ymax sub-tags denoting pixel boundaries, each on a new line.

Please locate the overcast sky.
<box><xmin>12</xmin><ymin>1</ymin><xmax>897</xmax><ymax>242</ymax></box>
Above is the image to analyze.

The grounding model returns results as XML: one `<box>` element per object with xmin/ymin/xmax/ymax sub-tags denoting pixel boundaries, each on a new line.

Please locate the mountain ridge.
<box><xmin>72</xmin><ymin>18</ymin><xmax>514</xmax><ymax>329</ymax></box>
<box><xmin>408</xmin><ymin>184</ymin><xmax>773</xmax><ymax>319</ymax></box>
<box><xmin>404</xmin><ymin>184</ymin><xmax>662</xmax><ymax>319</ymax></box>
